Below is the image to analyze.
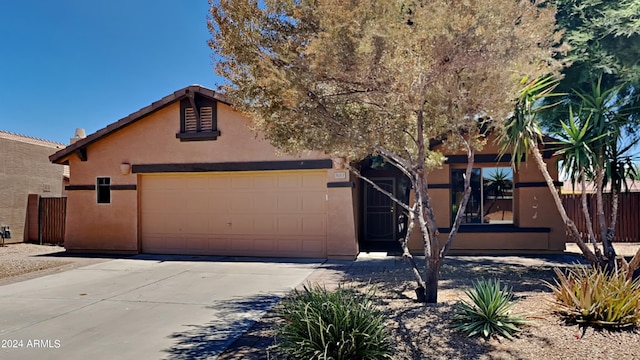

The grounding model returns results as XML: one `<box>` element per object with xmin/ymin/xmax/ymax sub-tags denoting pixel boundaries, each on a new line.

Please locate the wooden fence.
<box><xmin>26</xmin><ymin>196</ymin><xmax>66</xmax><ymax>245</ymax></box>
<box><xmin>562</xmin><ymin>192</ymin><xmax>640</xmax><ymax>243</ymax></box>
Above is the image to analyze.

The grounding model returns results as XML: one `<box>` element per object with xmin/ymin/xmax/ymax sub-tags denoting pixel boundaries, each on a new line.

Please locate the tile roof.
<box><xmin>50</xmin><ymin>85</ymin><xmax>230</xmax><ymax>164</ymax></box>
<box><xmin>561</xmin><ymin>179</ymin><xmax>640</xmax><ymax>194</ymax></box>
<box><xmin>0</xmin><ymin>130</ymin><xmax>66</xmax><ymax>149</ymax></box>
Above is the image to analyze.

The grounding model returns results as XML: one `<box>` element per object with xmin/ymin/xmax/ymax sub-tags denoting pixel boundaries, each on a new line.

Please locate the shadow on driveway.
<box><xmin>163</xmin><ymin>294</ymin><xmax>282</xmax><ymax>360</ymax></box>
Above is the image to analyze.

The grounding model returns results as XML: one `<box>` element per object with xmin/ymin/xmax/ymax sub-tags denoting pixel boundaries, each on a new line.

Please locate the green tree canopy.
<box><xmin>209</xmin><ymin>0</ymin><xmax>565</xmax><ymax>303</ymax></box>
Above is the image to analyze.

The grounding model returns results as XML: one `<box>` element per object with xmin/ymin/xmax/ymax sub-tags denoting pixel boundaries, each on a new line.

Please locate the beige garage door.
<box><xmin>140</xmin><ymin>170</ymin><xmax>327</xmax><ymax>257</ymax></box>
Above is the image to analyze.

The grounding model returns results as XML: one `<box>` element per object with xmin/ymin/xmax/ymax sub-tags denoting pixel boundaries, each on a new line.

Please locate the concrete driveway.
<box><xmin>0</xmin><ymin>254</ymin><xmax>323</xmax><ymax>360</ymax></box>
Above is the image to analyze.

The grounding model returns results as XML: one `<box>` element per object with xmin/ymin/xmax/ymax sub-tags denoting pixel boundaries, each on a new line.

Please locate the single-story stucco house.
<box><xmin>49</xmin><ymin>85</ymin><xmax>565</xmax><ymax>259</ymax></box>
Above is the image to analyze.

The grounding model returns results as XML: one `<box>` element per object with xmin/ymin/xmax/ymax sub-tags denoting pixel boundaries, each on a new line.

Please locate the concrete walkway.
<box><xmin>0</xmin><ymin>255</ymin><xmax>323</xmax><ymax>360</ymax></box>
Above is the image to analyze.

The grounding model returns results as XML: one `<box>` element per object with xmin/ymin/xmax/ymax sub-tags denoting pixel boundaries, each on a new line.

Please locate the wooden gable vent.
<box><xmin>184</xmin><ymin>107</ymin><xmax>213</xmax><ymax>132</ymax></box>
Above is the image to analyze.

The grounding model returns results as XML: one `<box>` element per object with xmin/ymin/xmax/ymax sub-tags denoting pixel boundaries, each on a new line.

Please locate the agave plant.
<box><xmin>452</xmin><ymin>279</ymin><xmax>527</xmax><ymax>340</ymax></box>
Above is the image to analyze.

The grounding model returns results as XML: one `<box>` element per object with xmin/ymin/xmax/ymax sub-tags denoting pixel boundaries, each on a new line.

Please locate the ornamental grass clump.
<box><xmin>274</xmin><ymin>284</ymin><xmax>392</xmax><ymax>360</ymax></box>
<box><xmin>452</xmin><ymin>278</ymin><xmax>527</xmax><ymax>340</ymax></box>
<box><xmin>545</xmin><ymin>266</ymin><xmax>640</xmax><ymax>328</ymax></box>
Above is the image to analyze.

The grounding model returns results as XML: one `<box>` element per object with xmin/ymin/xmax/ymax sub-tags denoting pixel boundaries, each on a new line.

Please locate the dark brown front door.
<box><xmin>362</xmin><ymin>178</ymin><xmax>403</xmax><ymax>252</ymax></box>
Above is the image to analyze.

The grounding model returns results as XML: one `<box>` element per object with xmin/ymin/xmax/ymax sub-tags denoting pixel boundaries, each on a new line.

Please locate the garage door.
<box><xmin>140</xmin><ymin>170</ymin><xmax>327</xmax><ymax>257</ymax></box>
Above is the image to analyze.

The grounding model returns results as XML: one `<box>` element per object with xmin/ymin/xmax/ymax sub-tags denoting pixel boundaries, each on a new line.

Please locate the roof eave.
<box><xmin>49</xmin><ymin>85</ymin><xmax>230</xmax><ymax>164</ymax></box>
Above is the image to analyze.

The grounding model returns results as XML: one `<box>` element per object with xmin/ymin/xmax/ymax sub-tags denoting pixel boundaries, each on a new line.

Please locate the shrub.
<box><xmin>273</xmin><ymin>284</ymin><xmax>392</xmax><ymax>360</ymax></box>
<box><xmin>452</xmin><ymin>278</ymin><xmax>527</xmax><ymax>339</ymax></box>
<box><xmin>545</xmin><ymin>266</ymin><xmax>640</xmax><ymax>328</ymax></box>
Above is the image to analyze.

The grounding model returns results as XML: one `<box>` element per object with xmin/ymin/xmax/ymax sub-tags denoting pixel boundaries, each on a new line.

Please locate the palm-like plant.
<box><xmin>500</xmin><ymin>75</ymin><xmax>640</xmax><ymax>275</ymax></box>
<box><xmin>498</xmin><ymin>76</ymin><xmax>600</xmax><ymax>265</ymax></box>
<box><xmin>561</xmin><ymin>77</ymin><xmax>640</xmax><ymax>271</ymax></box>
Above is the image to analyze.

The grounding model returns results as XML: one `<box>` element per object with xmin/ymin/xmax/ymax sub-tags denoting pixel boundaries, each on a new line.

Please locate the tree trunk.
<box><xmin>627</xmin><ymin>247</ymin><xmax>640</xmax><ymax>280</ymax></box>
<box><xmin>530</xmin><ymin>148</ymin><xmax>599</xmax><ymax>265</ymax></box>
<box><xmin>424</xmin><ymin>256</ymin><xmax>440</xmax><ymax>303</ymax></box>
<box><xmin>579</xmin><ymin>172</ymin><xmax>602</xmax><ymax>258</ymax></box>
<box><xmin>399</xmin><ymin>205</ymin><xmax>426</xmax><ymax>289</ymax></box>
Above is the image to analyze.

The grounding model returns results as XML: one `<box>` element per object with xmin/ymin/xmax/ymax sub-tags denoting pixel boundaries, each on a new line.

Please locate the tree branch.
<box><xmin>347</xmin><ymin>165</ymin><xmax>412</xmax><ymax>213</ymax></box>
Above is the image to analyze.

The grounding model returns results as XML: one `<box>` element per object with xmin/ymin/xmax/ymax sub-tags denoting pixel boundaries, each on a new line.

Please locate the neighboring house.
<box><xmin>561</xmin><ymin>179</ymin><xmax>640</xmax><ymax>194</ymax></box>
<box><xmin>0</xmin><ymin>130</ymin><xmax>67</xmax><ymax>243</ymax></box>
<box><xmin>49</xmin><ymin>85</ymin><xmax>565</xmax><ymax>259</ymax></box>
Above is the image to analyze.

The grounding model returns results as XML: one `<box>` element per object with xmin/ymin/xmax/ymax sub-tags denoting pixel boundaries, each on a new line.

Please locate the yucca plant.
<box><xmin>273</xmin><ymin>284</ymin><xmax>392</xmax><ymax>360</ymax></box>
<box><xmin>545</xmin><ymin>266</ymin><xmax>640</xmax><ymax>328</ymax></box>
<box><xmin>452</xmin><ymin>279</ymin><xmax>527</xmax><ymax>339</ymax></box>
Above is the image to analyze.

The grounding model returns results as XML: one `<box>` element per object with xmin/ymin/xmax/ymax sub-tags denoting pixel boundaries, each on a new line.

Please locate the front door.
<box><xmin>362</xmin><ymin>178</ymin><xmax>401</xmax><ymax>252</ymax></box>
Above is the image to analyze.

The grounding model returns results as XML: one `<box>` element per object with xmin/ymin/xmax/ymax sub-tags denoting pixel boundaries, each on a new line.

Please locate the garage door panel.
<box><xmin>254</xmin><ymin>175</ymin><xmax>277</xmax><ymax>188</ymax></box>
<box><xmin>302</xmin><ymin>193</ymin><xmax>325</xmax><ymax>212</ymax></box>
<box><xmin>208</xmin><ymin>176</ymin><xmax>230</xmax><ymax>188</ymax></box>
<box><xmin>277</xmin><ymin>174</ymin><xmax>302</xmax><ymax>188</ymax></box>
<box><xmin>141</xmin><ymin>170</ymin><xmax>327</xmax><ymax>257</ymax></box>
<box><xmin>303</xmin><ymin>173</ymin><xmax>325</xmax><ymax>188</ymax></box>
<box><xmin>184</xmin><ymin>191</ymin><xmax>211</xmax><ymax>212</ymax></box>
<box><xmin>277</xmin><ymin>196</ymin><xmax>300</xmax><ymax>212</ymax></box>
<box><xmin>231</xmin><ymin>176</ymin><xmax>253</xmax><ymax>189</ymax></box>
<box><xmin>253</xmin><ymin>194</ymin><xmax>277</xmax><ymax>211</ymax></box>
<box><xmin>231</xmin><ymin>193</ymin><xmax>255</xmax><ymax>211</ymax></box>
<box><xmin>208</xmin><ymin>216</ymin><xmax>232</xmax><ymax>234</ymax></box>
<box><xmin>302</xmin><ymin>238</ymin><xmax>324</xmax><ymax>253</ymax></box>
<box><xmin>302</xmin><ymin>215</ymin><xmax>326</xmax><ymax>235</ymax></box>
<box><xmin>187</xmin><ymin>237</ymin><xmax>208</xmax><ymax>251</ymax></box>
<box><xmin>253</xmin><ymin>215</ymin><xmax>275</xmax><ymax>233</ymax></box>
<box><xmin>276</xmin><ymin>216</ymin><xmax>302</xmax><ymax>235</ymax></box>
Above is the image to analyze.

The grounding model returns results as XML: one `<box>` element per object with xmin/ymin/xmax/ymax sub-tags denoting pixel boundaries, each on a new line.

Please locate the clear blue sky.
<box><xmin>0</xmin><ymin>0</ymin><xmax>225</xmax><ymax>144</ymax></box>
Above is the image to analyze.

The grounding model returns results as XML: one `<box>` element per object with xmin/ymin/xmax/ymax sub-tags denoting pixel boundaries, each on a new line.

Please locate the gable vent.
<box><xmin>185</xmin><ymin>108</ymin><xmax>198</xmax><ymax>132</ymax></box>
<box><xmin>200</xmin><ymin>107</ymin><xmax>213</xmax><ymax>131</ymax></box>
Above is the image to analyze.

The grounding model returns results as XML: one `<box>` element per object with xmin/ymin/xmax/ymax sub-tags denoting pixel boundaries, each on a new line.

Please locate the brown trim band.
<box><xmin>111</xmin><ymin>184</ymin><xmax>137</xmax><ymax>190</ymax></box>
<box><xmin>438</xmin><ymin>225</ymin><xmax>551</xmax><ymax>233</ymax></box>
<box><xmin>428</xmin><ymin>183</ymin><xmax>450</xmax><ymax>189</ymax></box>
<box><xmin>65</xmin><ymin>185</ymin><xmax>96</xmax><ymax>191</ymax></box>
<box><xmin>445</xmin><ymin>154</ymin><xmax>511</xmax><ymax>164</ymax></box>
<box><xmin>66</xmin><ymin>184</ymin><xmax>137</xmax><ymax>191</ymax></box>
<box><xmin>132</xmin><ymin>160</ymin><xmax>333</xmax><ymax>173</ymax></box>
<box><xmin>327</xmin><ymin>181</ymin><xmax>355</xmax><ymax>188</ymax></box>
<box><xmin>515</xmin><ymin>181</ymin><xmax>563</xmax><ymax>188</ymax></box>
<box><xmin>175</xmin><ymin>130</ymin><xmax>221</xmax><ymax>142</ymax></box>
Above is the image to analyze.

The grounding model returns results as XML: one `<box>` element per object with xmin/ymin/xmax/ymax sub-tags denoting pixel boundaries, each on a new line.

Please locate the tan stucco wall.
<box><xmin>326</xmin><ymin>169</ymin><xmax>358</xmax><ymax>259</ymax></box>
<box><xmin>63</xmin><ymin>101</ymin><xmax>358</xmax><ymax>257</ymax></box>
<box><xmin>0</xmin><ymin>137</ymin><xmax>65</xmax><ymax>243</ymax></box>
<box><xmin>404</xmin><ymin>137</ymin><xmax>565</xmax><ymax>253</ymax></box>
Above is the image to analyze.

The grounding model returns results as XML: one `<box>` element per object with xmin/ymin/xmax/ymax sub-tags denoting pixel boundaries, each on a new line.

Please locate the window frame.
<box><xmin>451</xmin><ymin>166</ymin><xmax>514</xmax><ymax>226</ymax></box>
<box><xmin>96</xmin><ymin>177</ymin><xmax>111</xmax><ymax>204</ymax></box>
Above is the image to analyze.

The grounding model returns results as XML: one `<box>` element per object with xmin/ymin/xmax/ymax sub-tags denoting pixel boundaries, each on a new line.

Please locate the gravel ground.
<box><xmin>220</xmin><ymin>244</ymin><xmax>640</xmax><ymax>360</ymax></box>
<box><xmin>345</xmin><ymin>260</ymin><xmax>640</xmax><ymax>360</ymax></box>
<box><xmin>0</xmin><ymin>243</ymin><xmax>107</xmax><ymax>286</ymax></box>
<box><xmin>0</xmin><ymin>243</ymin><xmax>70</xmax><ymax>278</ymax></box>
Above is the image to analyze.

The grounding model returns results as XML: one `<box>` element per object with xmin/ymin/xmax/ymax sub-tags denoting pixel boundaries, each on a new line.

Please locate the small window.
<box><xmin>97</xmin><ymin>177</ymin><xmax>111</xmax><ymax>204</ymax></box>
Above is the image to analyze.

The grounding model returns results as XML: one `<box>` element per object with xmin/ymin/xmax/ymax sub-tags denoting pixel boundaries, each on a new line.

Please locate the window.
<box><xmin>97</xmin><ymin>177</ymin><xmax>111</xmax><ymax>204</ymax></box>
<box><xmin>451</xmin><ymin>167</ymin><xmax>513</xmax><ymax>225</ymax></box>
<box><xmin>176</xmin><ymin>96</ymin><xmax>220</xmax><ymax>141</ymax></box>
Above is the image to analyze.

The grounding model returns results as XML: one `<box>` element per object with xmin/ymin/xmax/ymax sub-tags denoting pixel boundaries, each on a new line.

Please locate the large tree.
<box><xmin>209</xmin><ymin>0</ymin><xmax>564</xmax><ymax>303</ymax></box>
<box><xmin>544</xmin><ymin>0</ymin><xmax>640</xmax><ymax>129</ymax></box>
<box><xmin>523</xmin><ymin>0</ymin><xmax>640</xmax><ymax>274</ymax></box>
